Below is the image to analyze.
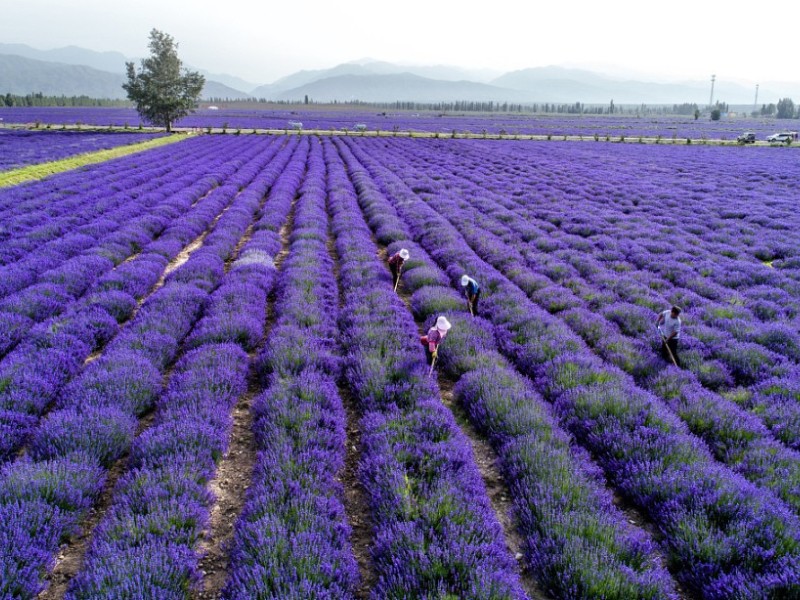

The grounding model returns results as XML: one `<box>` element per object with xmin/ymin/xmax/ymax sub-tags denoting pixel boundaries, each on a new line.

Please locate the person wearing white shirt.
<box><xmin>656</xmin><ymin>306</ymin><xmax>682</xmax><ymax>367</ymax></box>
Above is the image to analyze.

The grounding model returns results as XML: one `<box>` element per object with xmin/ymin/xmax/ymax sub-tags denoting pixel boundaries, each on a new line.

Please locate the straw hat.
<box><xmin>399</xmin><ymin>248</ymin><xmax>410</xmax><ymax>260</ymax></box>
<box><xmin>436</xmin><ymin>316</ymin><xmax>452</xmax><ymax>332</ymax></box>
<box><xmin>460</xmin><ymin>275</ymin><xmax>469</xmax><ymax>286</ymax></box>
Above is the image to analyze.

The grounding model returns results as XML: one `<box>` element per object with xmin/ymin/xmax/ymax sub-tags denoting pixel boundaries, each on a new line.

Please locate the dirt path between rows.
<box><xmin>193</xmin><ymin>190</ymin><xmax>298</xmax><ymax>599</ymax></box>
<box><xmin>390</xmin><ymin>270</ymin><xmax>546</xmax><ymax>600</ymax></box>
<box><xmin>38</xmin><ymin>411</ymin><xmax>157</xmax><ymax>600</ymax></box>
<box><xmin>327</xmin><ymin>226</ymin><xmax>376</xmax><ymax>599</ymax></box>
<box><xmin>193</xmin><ymin>381</ymin><xmax>258</xmax><ymax>599</ymax></box>
<box><xmin>38</xmin><ymin>187</ymin><xmax>249</xmax><ymax>599</ymax></box>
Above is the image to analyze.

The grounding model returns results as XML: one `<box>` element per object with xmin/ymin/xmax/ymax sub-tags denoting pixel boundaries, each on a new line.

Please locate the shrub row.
<box><xmin>324</xmin><ymin>138</ymin><xmax>526</xmax><ymax>598</ymax></box>
<box><xmin>339</xmin><ymin>136</ymin><xmax>800</xmax><ymax>597</ymax></box>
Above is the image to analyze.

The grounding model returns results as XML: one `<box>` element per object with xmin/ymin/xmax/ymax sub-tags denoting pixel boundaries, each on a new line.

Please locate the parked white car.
<box><xmin>767</xmin><ymin>131</ymin><xmax>797</xmax><ymax>143</ymax></box>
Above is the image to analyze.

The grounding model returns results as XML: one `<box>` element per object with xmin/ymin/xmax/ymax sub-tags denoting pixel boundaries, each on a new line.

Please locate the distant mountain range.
<box><xmin>1</xmin><ymin>43</ymin><xmax>798</xmax><ymax>105</ymax></box>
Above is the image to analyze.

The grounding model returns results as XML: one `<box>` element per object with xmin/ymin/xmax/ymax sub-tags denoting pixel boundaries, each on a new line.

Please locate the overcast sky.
<box><xmin>3</xmin><ymin>0</ymin><xmax>797</xmax><ymax>85</ymax></box>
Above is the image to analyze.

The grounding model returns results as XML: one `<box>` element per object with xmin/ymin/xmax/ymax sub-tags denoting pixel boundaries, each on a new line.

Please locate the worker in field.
<box><xmin>420</xmin><ymin>316</ymin><xmax>451</xmax><ymax>366</ymax></box>
<box><xmin>656</xmin><ymin>305</ymin><xmax>682</xmax><ymax>367</ymax></box>
<box><xmin>388</xmin><ymin>248</ymin><xmax>410</xmax><ymax>290</ymax></box>
<box><xmin>461</xmin><ymin>274</ymin><xmax>480</xmax><ymax>315</ymax></box>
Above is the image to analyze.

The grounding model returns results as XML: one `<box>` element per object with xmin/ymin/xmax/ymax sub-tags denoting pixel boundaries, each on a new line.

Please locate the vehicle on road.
<box><xmin>767</xmin><ymin>131</ymin><xmax>797</xmax><ymax>144</ymax></box>
<box><xmin>737</xmin><ymin>132</ymin><xmax>756</xmax><ymax>144</ymax></box>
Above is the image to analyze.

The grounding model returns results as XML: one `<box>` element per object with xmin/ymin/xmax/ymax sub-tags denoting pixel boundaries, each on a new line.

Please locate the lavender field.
<box><xmin>4</xmin><ymin>105</ymin><xmax>800</xmax><ymax>140</ymax></box>
<box><xmin>1</xmin><ymin>131</ymin><xmax>799</xmax><ymax>599</ymax></box>
<box><xmin>0</xmin><ymin>129</ymin><xmax>166</xmax><ymax>171</ymax></box>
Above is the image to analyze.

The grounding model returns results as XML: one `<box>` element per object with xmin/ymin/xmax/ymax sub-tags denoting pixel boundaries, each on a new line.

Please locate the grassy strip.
<box><xmin>0</xmin><ymin>133</ymin><xmax>185</xmax><ymax>188</ymax></box>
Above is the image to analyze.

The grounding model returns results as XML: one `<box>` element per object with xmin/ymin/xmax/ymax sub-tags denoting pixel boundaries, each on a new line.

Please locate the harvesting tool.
<box><xmin>394</xmin><ymin>265</ymin><xmax>402</xmax><ymax>292</ymax></box>
<box><xmin>657</xmin><ymin>325</ymin><xmax>678</xmax><ymax>367</ymax></box>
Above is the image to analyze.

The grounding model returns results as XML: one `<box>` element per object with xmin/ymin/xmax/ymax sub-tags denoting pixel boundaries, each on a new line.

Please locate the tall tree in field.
<box><xmin>776</xmin><ymin>98</ymin><xmax>796</xmax><ymax>119</ymax></box>
<box><xmin>123</xmin><ymin>29</ymin><xmax>205</xmax><ymax>132</ymax></box>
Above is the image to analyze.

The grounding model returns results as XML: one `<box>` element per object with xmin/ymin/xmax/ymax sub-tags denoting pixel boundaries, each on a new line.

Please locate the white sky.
<box><xmin>3</xmin><ymin>0</ymin><xmax>798</xmax><ymax>85</ymax></box>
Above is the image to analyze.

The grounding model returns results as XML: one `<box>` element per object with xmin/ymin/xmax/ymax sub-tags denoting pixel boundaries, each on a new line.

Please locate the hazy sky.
<box><xmin>3</xmin><ymin>0</ymin><xmax>797</xmax><ymax>85</ymax></box>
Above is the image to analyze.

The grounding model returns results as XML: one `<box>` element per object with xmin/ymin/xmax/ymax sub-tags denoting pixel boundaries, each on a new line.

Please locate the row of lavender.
<box><xmin>4</xmin><ymin>106</ymin><xmax>799</xmax><ymax>138</ymax></box>
<box><xmin>5</xmin><ymin>130</ymin><xmax>547</xmax><ymax>597</ymax></box>
<box><xmin>0</xmin><ymin>136</ymin><xmax>301</xmax><ymax>597</ymax></box>
<box><xmin>0</xmin><ymin>136</ymin><xmax>212</xmax><ymax>265</ymax></box>
<box><xmin>0</xmin><ymin>129</ymin><xmax>165</xmax><ymax>171</ymax></box>
<box><xmin>323</xmin><ymin>137</ymin><xmax>529</xmax><ymax>597</ymax></box>
<box><xmin>439</xmin><ymin>141</ymin><xmax>800</xmax><ymax>317</ymax></box>
<box><xmin>374</xmin><ymin>138</ymin><xmax>800</xmax><ymax>515</ymax></box>
<box><xmin>222</xmin><ymin>136</ymin><xmax>361</xmax><ymax>597</ymax></box>
<box><xmin>336</xmin><ymin>135</ymin><xmax>678</xmax><ymax>598</ymax></box>
<box><xmin>405</xmin><ymin>140</ymin><xmax>800</xmax><ymax>449</ymax></box>
<box><xmin>0</xmin><ymin>136</ymin><xmax>273</xmax><ymax>358</ymax></box>
<box><xmin>453</xmin><ymin>142</ymin><xmax>800</xmax><ymax>454</ymax></box>
<box><xmin>7</xmin><ymin>133</ymin><xmax>532</xmax><ymax>597</ymax></box>
<box><xmin>0</xmin><ymin>127</ymin><xmax>797</xmax><ymax>597</ymax></box>
<box><xmin>63</xmin><ymin>136</ymin><xmax>308</xmax><ymax>597</ymax></box>
<box><xmin>371</xmin><ymin>141</ymin><xmax>798</xmax><ymax>394</ymax></box>
<box><xmin>0</xmin><ymin>137</ymin><xmax>292</xmax><ymax>464</ymax></box>
<box><xmin>337</xmin><ymin>137</ymin><xmax>800</xmax><ymax>597</ymax></box>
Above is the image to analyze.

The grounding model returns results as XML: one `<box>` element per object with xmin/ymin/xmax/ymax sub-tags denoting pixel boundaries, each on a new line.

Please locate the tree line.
<box><xmin>1</xmin><ymin>93</ymin><xmax>129</xmax><ymax>108</ymax></box>
<box><xmin>6</xmin><ymin>91</ymin><xmax>799</xmax><ymax>120</ymax></box>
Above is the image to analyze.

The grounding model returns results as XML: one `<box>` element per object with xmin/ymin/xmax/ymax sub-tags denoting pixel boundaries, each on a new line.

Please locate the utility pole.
<box><xmin>753</xmin><ymin>84</ymin><xmax>759</xmax><ymax>116</ymax></box>
<box><xmin>709</xmin><ymin>74</ymin><xmax>716</xmax><ymax>109</ymax></box>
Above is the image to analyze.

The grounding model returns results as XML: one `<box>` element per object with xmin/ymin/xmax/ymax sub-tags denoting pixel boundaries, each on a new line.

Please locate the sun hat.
<box><xmin>436</xmin><ymin>316</ymin><xmax>452</xmax><ymax>331</ymax></box>
<box><xmin>460</xmin><ymin>275</ymin><xmax>469</xmax><ymax>286</ymax></box>
<box><xmin>399</xmin><ymin>248</ymin><xmax>410</xmax><ymax>260</ymax></box>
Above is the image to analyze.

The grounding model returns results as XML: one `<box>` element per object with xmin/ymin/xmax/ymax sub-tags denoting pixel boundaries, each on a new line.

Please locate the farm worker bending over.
<box><xmin>388</xmin><ymin>248</ymin><xmax>410</xmax><ymax>289</ymax></box>
<box><xmin>461</xmin><ymin>274</ymin><xmax>480</xmax><ymax>314</ymax></box>
<box><xmin>420</xmin><ymin>316</ymin><xmax>451</xmax><ymax>365</ymax></box>
<box><xmin>656</xmin><ymin>305</ymin><xmax>682</xmax><ymax>367</ymax></box>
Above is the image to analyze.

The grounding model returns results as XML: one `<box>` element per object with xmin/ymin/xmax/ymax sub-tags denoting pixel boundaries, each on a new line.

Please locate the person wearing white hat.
<box><xmin>460</xmin><ymin>274</ymin><xmax>480</xmax><ymax>315</ymax></box>
<box><xmin>388</xmin><ymin>248</ymin><xmax>410</xmax><ymax>289</ymax></box>
<box><xmin>420</xmin><ymin>315</ymin><xmax>451</xmax><ymax>364</ymax></box>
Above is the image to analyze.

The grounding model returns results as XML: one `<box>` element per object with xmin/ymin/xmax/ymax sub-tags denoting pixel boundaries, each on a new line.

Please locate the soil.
<box><xmin>193</xmin><ymin>385</ymin><xmax>258</xmax><ymax>600</ymax></box>
<box><xmin>436</xmin><ymin>376</ymin><xmax>548</xmax><ymax>600</ymax></box>
<box><xmin>611</xmin><ymin>493</ymin><xmax>696</xmax><ymax>600</ymax></box>
<box><xmin>379</xmin><ymin>235</ymin><xmax>546</xmax><ymax>599</ymax></box>
<box><xmin>37</xmin><ymin>410</ymin><xmax>157</xmax><ymax>600</ymax></box>
<box><xmin>337</xmin><ymin>384</ymin><xmax>376</xmax><ymax>600</ymax></box>
<box><xmin>150</xmin><ymin>201</ymin><xmax>234</xmax><ymax>299</ymax></box>
<box><xmin>192</xmin><ymin>191</ymin><xmax>298</xmax><ymax>598</ymax></box>
<box><xmin>327</xmin><ymin>220</ymin><xmax>376</xmax><ymax>599</ymax></box>
<box><xmin>37</xmin><ymin>193</ymin><xmax>245</xmax><ymax>598</ymax></box>
<box><xmin>82</xmin><ymin>351</ymin><xmax>102</xmax><ymax>366</ymax></box>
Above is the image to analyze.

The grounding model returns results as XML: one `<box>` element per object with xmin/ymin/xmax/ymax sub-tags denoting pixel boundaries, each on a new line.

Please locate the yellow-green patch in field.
<box><xmin>0</xmin><ymin>133</ymin><xmax>186</xmax><ymax>188</ymax></box>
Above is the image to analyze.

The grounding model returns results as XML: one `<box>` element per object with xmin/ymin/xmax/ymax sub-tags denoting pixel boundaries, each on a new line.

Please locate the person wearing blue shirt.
<box><xmin>460</xmin><ymin>274</ymin><xmax>480</xmax><ymax>314</ymax></box>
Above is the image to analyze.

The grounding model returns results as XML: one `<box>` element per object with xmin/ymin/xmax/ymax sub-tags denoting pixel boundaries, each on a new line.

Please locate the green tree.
<box><xmin>710</xmin><ymin>108</ymin><xmax>721</xmax><ymax>120</ymax></box>
<box><xmin>123</xmin><ymin>29</ymin><xmax>205</xmax><ymax>132</ymax></box>
<box><xmin>776</xmin><ymin>98</ymin><xmax>796</xmax><ymax>119</ymax></box>
<box><xmin>694</xmin><ymin>108</ymin><xmax>700</xmax><ymax>120</ymax></box>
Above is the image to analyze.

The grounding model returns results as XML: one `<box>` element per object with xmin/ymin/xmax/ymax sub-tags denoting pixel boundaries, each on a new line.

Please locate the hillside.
<box><xmin>0</xmin><ymin>54</ymin><xmax>252</xmax><ymax>100</ymax></box>
<box><xmin>271</xmin><ymin>72</ymin><xmax>530</xmax><ymax>103</ymax></box>
<box><xmin>2</xmin><ymin>43</ymin><xmax>798</xmax><ymax>104</ymax></box>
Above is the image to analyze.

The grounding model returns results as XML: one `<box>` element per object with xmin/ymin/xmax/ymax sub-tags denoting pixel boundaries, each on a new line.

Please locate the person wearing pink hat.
<box><xmin>420</xmin><ymin>315</ymin><xmax>452</xmax><ymax>365</ymax></box>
